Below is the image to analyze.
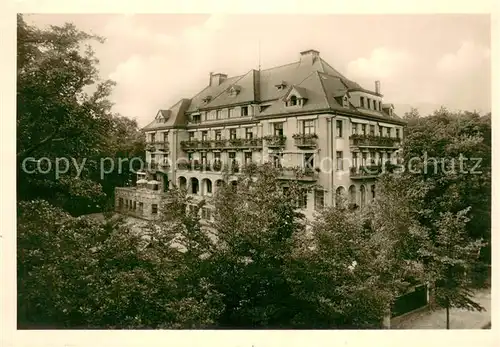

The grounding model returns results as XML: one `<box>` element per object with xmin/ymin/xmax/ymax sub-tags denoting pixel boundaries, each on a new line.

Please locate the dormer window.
<box><xmin>228</xmin><ymin>85</ymin><xmax>241</xmax><ymax>96</ymax></box>
<box><xmin>191</xmin><ymin>114</ymin><xmax>201</xmax><ymax>124</ymax></box>
<box><xmin>343</xmin><ymin>95</ymin><xmax>349</xmax><ymax>108</ymax></box>
<box><xmin>202</xmin><ymin>95</ymin><xmax>212</xmax><ymax>103</ymax></box>
<box><xmin>155</xmin><ymin>110</ymin><xmax>169</xmax><ymax>123</ymax></box>
<box><xmin>284</xmin><ymin>86</ymin><xmax>307</xmax><ymax>108</ymax></box>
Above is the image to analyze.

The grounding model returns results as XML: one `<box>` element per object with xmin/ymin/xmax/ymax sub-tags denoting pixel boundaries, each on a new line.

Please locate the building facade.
<box><xmin>115</xmin><ymin>49</ymin><xmax>405</xmax><ymax>221</ymax></box>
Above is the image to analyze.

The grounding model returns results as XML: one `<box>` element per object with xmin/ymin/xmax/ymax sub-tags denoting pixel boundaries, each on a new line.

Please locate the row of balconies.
<box><xmin>349</xmin><ymin>134</ymin><xmax>400</xmax><ymax>148</ymax></box>
<box><xmin>146</xmin><ymin>134</ymin><xmax>400</xmax><ymax>153</ymax></box>
<box><xmin>175</xmin><ymin>160</ymin><xmax>319</xmax><ymax>181</ymax></box>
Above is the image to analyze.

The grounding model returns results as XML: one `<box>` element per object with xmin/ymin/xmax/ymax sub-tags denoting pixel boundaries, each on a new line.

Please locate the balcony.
<box><xmin>293</xmin><ymin>133</ymin><xmax>318</xmax><ymax>148</ymax></box>
<box><xmin>227</xmin><ymin>138</ymin><xmax>263</xmax><ymax>149</ymax></box>
<box><xmin>349</xmin><ymin>134</ymin><xmax>401</xmax><ymax>149</ymax></box>
<box><xmin>264</xmin><ymin>135</ymin><xmax>287</xmax><ymax>148</ymax></box>
<box><xmin>279</xmin><ymin>166</ymin><xmax>319</xmax><ymax>181</ymax></box>
<box><xmin>181</xmin><ymin>138</ymin><xmax>263</xmax><ymax>151</ymax></box>
<box><xmin>146</xmin><ymin>141</ymin><xmax>170</xmax><ymax>152</ymax></box>
<box><xmin>349</xmin><ymin>163</ymin><xmax>398</xmax><ymax>179</ymax></box>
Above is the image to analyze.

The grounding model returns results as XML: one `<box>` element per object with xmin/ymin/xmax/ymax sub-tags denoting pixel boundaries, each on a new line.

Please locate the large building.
<box><xmin>115</xmin><ymin>49</ymin><xmax>405</xmax><ymax>221</ymax></box>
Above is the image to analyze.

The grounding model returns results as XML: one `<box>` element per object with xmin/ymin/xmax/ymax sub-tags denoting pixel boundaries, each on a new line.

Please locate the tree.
<box><xmin>419</xmin><ymin>209</ymin><xmax>485</xmax><ymax>329</ymax></box>
<box><xmin>17</xmin><ymin>15</ymin><xmax>145</xmax><ymax>215</ymax></box>
<box><xmin>401</xmin><ymin>108</ymin><xmax>491</xmax><ymax>275</ymax></box>
<box><xmin>17</xmin><ymin>199</ymin><xmax>222</xmax><ymax>328</ymax></box>
<box><xmin>372</xmin><ymin>167</ymin><xmax>486</xmax><ymax>328</ymax></box>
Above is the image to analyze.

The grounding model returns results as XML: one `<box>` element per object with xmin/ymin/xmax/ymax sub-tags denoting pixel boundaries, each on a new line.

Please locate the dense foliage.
<box><xmin>17</xmin><ymin>14</ymin><xmax>145</xmax><ymax>216</ymax></box>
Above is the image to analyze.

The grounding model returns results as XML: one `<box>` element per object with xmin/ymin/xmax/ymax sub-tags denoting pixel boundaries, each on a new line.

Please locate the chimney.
<box><xmin>375</xmin><ymin>80</ymin><xmax>381</xmax><ymax>94</ymax></box>
<box><xmin>209</xmin><ymin>72</ymin><xmax>227</xmax><ymax>86</ymax></box>
<box><xmin>299</xmin><ymin>49</ymin><xmax>320</xmax><ymax>65</ymax></box>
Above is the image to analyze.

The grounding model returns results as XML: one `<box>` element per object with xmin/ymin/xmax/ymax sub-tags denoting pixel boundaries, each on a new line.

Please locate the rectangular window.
<box><xmin>379</xmin><ymin>152</ymin><xmax>384</xmax><ymax>165</ymax></box>
<box><xmin>214</xmin><ymin>152</ymin><xmax>221</xmax><ymax>162</ymax></box>
<box><xmin>369</xmin><ymin>151</ymin><xmax>376</xmax><ymax>165</ymax></box>
<box><xmin>352</xmin><ymin>123</ymin><xmax>358</xmax><ymax>135</ymax></box>
<box><xmin>192</xmin><ymin>114</ymin><xmax>201</xmax><ymax>123</ymax></box>
<box><xmin>387</xmin><ymin>152</ymin><xmax>392</xmax><ymax>164</ymax></box>
<box><xmin>244</xmin><ymin>152</ymin><xmax>252</xmax><ymax>164</ymax></box>
<box><xmin>396</xmin><ymin>128</ymin><xmax>400</xmax><ymax>139</ymax></box>
<box><xmin>216</xmin><ymin>110</ymin><xmax>221</xmax><ymax>120</ymax></box>
<box><xmin>229</xmin><ymin>128</ymin><xmax>237</xmax><ymax>139</ymax></box>
<box><xmin>370</xmin><ymin>125</ymin><xmax>375</xmax><ymax>136</ymax></box>
<box><xmin>373</xmin><ymin>99</ymin><xmax>377</xmax><ymax>110</ymax></box>
<box><xmin>387</xmin><ymin>128</ymin><xmax>392</xmax><ymax>138</ymax></box>
<box><xmin>151</xmin><ymin>133</ymin><xmax>156</xmax><ymax>143</ymax></box>
<box><xmin>360</xmin><ymin>97</ymin><xmax>365</xmax><ymax>108</ymax></box>
<box><xmin>362</xmin><ymin>152</ymin><xmax>368</xmax><ymax>166</ymax></box>
<box><xmin>336</xmin><ymin>151</ymin><xmax>343</xmax><ymax>170</ymax></box>
<box><xmin>188</xmin><ymin>132</ymin><xmax>194</xmax><ymax>141</ymax></box>
<box><xmin>201</xmin><ymin>131</ymin><xmax>208</xmax><ymax>141</ymax></box>
<box><xmin>273</xmin><ymin>122</ymin><xmax>284</xmax><ymax>137</ymax></box>
<box><xmin>215</xmin><ymin>130</ymin><xmax>222</xmax><ymax>140</ymax></box>
<box><xmin>303</xmin><ymin>120</ymin><xmax>314</xmax><ymax>134</ymax></box>
<box><xmin>272</xmin><ymin>153</ymin><xmax>283</xmax><ymax>168</ymax></box>
<box><xmin>315</xmin><ymin>190</ymin><xmax>325</xmax><ymax>210</ymax></box>
<box><xmin>152</xmin><ymin>204</ymin><xmax>158</xmax><ymax>214</ymax></box>
<box><xmin>361</xmin><ymin>124</ymin><xmax>366</xmax><ymax>135</ymax></box>
<box><xmin>188</xmin><ymin>152</ymin><xmax>193</xmax><ymax>161</ymax></box>
<box><xmin>201</xmin><ymin>152</ymin><xmax>207</xmax><ymax>164</ymax></box>
<box><xmin>336</xmin><ymin>120</ymin><xmax>343</xmax><ymax>138</ymax></box>
<box><xmin>298</xmin><ymin>190</ymin><xmax>307</xmax><ymax>209</ymax></box>
<box><xmin>379</xmin><ymin>101</ymin><xmax>382</xmax><ymax>111</ymax></box>
<box><xmin>202</xmin><ymin>207</ymin><xmax>212</xmax><ymax>220</ymax></box>
<box><xmin>163</xmin><ymin>132</ymin><xmax>168</xmax><ymax>142</ymax></box>
<box><xmin>241</xmin><ymin>106</ymin><xmax>249</xmax><ymax>117</ymax></box>
<box><xmin>379</xmin><ymin>126</ymin><xmax>385</xmax><ymax>137</ymax></box>
<box><xmin>367</xmin><ymin>98</ymin><xmax>371</xmax><ymax>109</ymax></box>
<box><xmin>139</xmin><ymin>202</ymin><xmax>144</xmax><ymax>214</ymax></box>
<box><xmin>228</xmin><ymin>108</ymin><xmax>234</xmax><ymax>118</ymax></box>
<box><xmin>304</xmin><ymin>152</ymin><xmax>314</xmax><ymax>169</ymax></box>
<box><xmin>352</xmin><ymin>152</ymin><xmax>358</xmax><ymax>167</ymax></box>
<box><xmin>245</xmin><ymin>128</ymin><xmax>253</xmax><ymax>139</ymax></box>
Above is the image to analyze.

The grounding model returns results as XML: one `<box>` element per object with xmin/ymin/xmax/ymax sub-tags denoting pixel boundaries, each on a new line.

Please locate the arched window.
<box><xmin>360</xmin><ymin>185</ymin><xmax>366</xmax><ymax>208</ymax></box>
<box><xmin>348</xmin><ymin>185</ymin><xmax>357</xmax><ymax>205</ymax></box>
<box><xmin>190</xmin><ymin>177</ymin><xmax>199</xmax><ymax>195</ymax></box>
<box><xmin>178</xmin><ymin>176</ymin><xmax>187</xmax><ymax>191</ymax></box>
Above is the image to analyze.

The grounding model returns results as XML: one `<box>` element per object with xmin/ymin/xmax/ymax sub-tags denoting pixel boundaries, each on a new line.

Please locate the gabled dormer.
<box><xmin>382</xmin><ymin>103</ymin><xmax>395</xmax><ymax>117</ymax></box>
<box><xmin>283</xmin><ymin>85</ymin><xmax>308</xmax><ymax>107</ymax></box>
<box><xmin>333</xmin><ymin>91</ymin><xmax>351</xmax><ymax>109</ymax></box>
<box><xmin>227</xmin><ymin>85</ymin><xmax>241</xmax><ymax>96</ymax></box>
<box><xmin>155</xmin><ymin>110</ymin><xmax>170</xmax><ymax>123</ymax></box>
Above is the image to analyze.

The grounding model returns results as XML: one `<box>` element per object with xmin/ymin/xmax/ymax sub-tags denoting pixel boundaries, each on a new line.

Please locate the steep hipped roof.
<box><xmin>143</xmin><ymin>98</ymin><xmax>191</xmax><ymax>131</ymax></box>
<box><xmin>151</xmin><ymin>50</ymin><xmax>403</xmax><ymax>125</ymax></box>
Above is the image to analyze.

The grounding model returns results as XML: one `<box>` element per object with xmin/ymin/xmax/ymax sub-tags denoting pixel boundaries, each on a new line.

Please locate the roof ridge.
<box><xmin>259</xmin><ymin>60</ymin><xmax>300</xmax><ymax>72</ymax></box>
<box><xmin>204</xmin><ymin>70</ymin><xmax>253</xmax><ymax>106</ymax></box>
<box><xmin>315</xmin><ymin>71</ymin><xmax>334</xmax><ymax>109</ymax></box>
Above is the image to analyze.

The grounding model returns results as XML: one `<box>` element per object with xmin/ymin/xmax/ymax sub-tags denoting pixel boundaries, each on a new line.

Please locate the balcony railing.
<box><xmin>293</xmin><ymin>133</ymin><xmax>318</xmax><ymax>148</ymax></box>
<box><xmin>349</xmin><ymin>163</ymin><xmax>398</xmax><ymax>179</ymax></box>
<box><xmin>180</xmin><ymin>138</ymin><xmax>263</xmax><ymax>151</ymax></box>
<box><xmin>279</xmin><ymin>166</ymin><xmax>319</xmax><ymax>181</ymax></box>
<box><xmin>146</xmin><ymin>141</ymin><xmax>170</xmax><ymax>152</ymax></box>
<box><xmin>264</xmin><ymin>135</ymin><xmax>287</xmax><ymax>148</ymax></box>
<box><xmin>349</xmin><ymin>134</ymin><xmax>400</xmax><ymax>148</ymax></box>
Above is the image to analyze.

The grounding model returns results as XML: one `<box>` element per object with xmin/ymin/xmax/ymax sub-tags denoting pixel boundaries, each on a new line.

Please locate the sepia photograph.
<box><xmin>14</xmin><ymin>12</ymin><xmax>491</xmax><ymax>333</ymax></box>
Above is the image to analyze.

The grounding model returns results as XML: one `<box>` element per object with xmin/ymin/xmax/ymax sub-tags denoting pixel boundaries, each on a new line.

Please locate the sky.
<box><xmin>26</xmin><ymin>14</ymin><xmax>491</xmax><ymax>127</ymax></box>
